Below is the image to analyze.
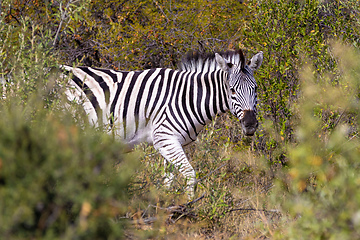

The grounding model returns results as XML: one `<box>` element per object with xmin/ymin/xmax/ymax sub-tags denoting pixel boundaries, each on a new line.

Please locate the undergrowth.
<box><xmin>126</xmin><ymin>115</ymin><xmax>281</xmax><ymax>239</ymax></box>
<box><xmin>1</xmin><ymin>0</ymin><xmax>360</xmax><ymax>239</ymax></box>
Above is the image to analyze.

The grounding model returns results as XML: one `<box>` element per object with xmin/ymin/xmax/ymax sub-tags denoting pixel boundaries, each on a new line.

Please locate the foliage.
<box><xmin>130</xmin><ymin>117</ymin><xmax>277</xmax><ymax>238</ymax></box>
<box><xmin>0</xmin><ymin>8</ymin><xmax>138</xmax><ymax>238</ymax></box>
<box><xmin>59</xmin><ymin>0</ymin><xmax>248</xmax><ymax>70</ymax></box>
<box><xmin>0</xmin><ymin>97</ymin><xmax>137</xmax><ymax>239</ymax></box>
<box><xmin>273</xmin><ymin>44</ymin><xmax>360</xmax><ymax>239</ymax></box>
<box><xmin>1</xmin><ymin>0</ymin><xmax>360</xmax><ymax>239</ymax></box>
<box><xmin>243</xmin><ymin>0</ymin><xmax>360</xmax><ymax>162</ymax></box>
<box><xmin>2</xmin><ymin>0</ymin><xmax>248</xmax><ymax>70</ymax></box>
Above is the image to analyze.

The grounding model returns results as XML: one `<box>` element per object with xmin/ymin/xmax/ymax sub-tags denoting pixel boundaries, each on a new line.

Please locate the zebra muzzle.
<box><xmin>240</xmin><ymin>110</ymin><xmax>258</xmax><ymax>136</ymax></box>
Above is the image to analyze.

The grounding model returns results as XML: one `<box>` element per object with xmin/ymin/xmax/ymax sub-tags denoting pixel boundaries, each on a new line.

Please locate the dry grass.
<box><xmin>125</xmin><ymin>114</ymin><xmax>286</xmax><ymax>239</ymax></box>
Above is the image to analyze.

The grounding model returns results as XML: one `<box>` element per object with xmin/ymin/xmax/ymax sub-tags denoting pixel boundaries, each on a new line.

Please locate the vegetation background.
<box><xmin>1</xmin><ymin>0</ymin><xmax>360</xmax><ymax>239</ymax></box>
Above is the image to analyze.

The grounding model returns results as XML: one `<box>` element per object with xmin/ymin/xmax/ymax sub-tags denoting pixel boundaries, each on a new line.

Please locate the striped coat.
<box><xmin>62</xmin><ymin>49</ymin><xmax>263</xmax><ymax>197</ymax></box>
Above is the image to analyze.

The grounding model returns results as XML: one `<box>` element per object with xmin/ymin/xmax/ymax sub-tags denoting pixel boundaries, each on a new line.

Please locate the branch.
<box><xmin>333</xmin><ymin>108</ymin><xmax>347</xmax><ymax>130</ymax></box>
<box><xmin>228</xmin><ymin>208</ymin><xmax>281</xmax><ymax>214</ymax></box>
<box><xmin>195</xmin><ymin>163</ymin><xmax>227</xmax><ymax>184</ymax></box>
<box><xmin>184</xmin><ymin>193</ymin><xmax>205</xmax><ymax>206</ymax></box>
<box><xmin>152</xmin><ymin>0</ymin><xmax>169</xmax><ymax>23</ymax></box>
<box><xmin>53</xmin><ymin>2</ymin><xmax>67</xmax><ymax>47</ymax></box>
<box><xmin>129</xmin><ymin>217</ymin><xmax>158</xmax><ymax>225</ymax></box>
<box><xmin>53</xmin><ymin>0</ymin><xmax>81</xmax><ymax>47</ymax></box>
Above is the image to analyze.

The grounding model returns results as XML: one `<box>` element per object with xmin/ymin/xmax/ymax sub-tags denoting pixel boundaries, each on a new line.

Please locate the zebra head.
<box><xmin>215</xmin><ymin>50</ymin><xmax>263</xmax><ymax>136</ymax></box>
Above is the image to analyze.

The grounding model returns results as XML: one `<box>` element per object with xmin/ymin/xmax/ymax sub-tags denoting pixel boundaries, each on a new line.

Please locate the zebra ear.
<box><xmin>215</xmin><ymin>53</ymin><xmax>231</xmax><ymax>72</ymax></box>
<box><xmin>248</xmin><ymin>51</ymin><xmax>263</xmax><ymax>71</ymax></box>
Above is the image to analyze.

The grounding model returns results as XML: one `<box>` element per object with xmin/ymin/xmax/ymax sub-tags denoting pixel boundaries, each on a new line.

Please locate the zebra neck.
<box><xmin>191</xmin><ymin>69</ymin><xmax>230</xmax><ymax>124</ymax></box>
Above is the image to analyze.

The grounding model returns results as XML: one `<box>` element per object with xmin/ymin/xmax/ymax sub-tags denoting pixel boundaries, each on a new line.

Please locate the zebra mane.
<box><xmin>178</xmin><ymin>49</ymin><xmax>246</xmax><ymax>73</ymax></box>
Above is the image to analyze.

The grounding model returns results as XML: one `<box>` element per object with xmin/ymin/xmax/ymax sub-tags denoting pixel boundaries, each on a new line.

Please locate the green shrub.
<box><xmin>243</xmin><ymin>0</ymin><xmax>360</xmax><ymax>162</ymax></box>
<box><xmin>273</xmin><ymin>44</ymin><xmax>360</xmax><ymax>239</ymax></box>
<box><xmin>0</xmin><ymin>100</ymin><xmax>138</xmax><ymax>239</ymax></box>
<box><xmin>2</xmin><ymin>0</ymin><xmax>360</xmax><ymax>238</ymax></box>
<box><xmin>0</xmin><ymin>96</ymin><xmax>138</xmax><ymax>239</ymax></box>
<box><xmin>0</xmin><ymin>10</ymin><xmax>138</xmax><ymax>238</ymax></box>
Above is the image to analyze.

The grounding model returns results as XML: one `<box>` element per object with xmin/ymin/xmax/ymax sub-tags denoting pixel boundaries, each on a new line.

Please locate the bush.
<box><xmin>243</xmin><ymin>0</ymin><xmax>360</xmax><ymax>162</ymax></box>
<box><xmin>0</xmin><ymin>96</ymin><xmax>138</xmax><ymax>239</ymax></box>
<box><xmin>0</xmin><ymin>12</ymin><xmax>138</xmax><ymax>237</ymax></box>
<box><xmin>273</xmin><ymin>44</ymin><xmax>360</xmax><ymax>239</ymax></box>
<box><xmin>0</xmin><ymin>103</ymin><xmax>137</xmax><ymax>239</ymax></box>
<box><xmin>2</xmin><ymin>0</ymin><xmax>360</xmax><ymax>238</ymax></box>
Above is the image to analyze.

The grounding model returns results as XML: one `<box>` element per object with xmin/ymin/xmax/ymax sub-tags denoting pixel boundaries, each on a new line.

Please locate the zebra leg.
<box><xmin>155</xmin><ymin>141</ymin><xmax>196</xmax><ymax>198</ymax></box>
<box><xmin>163</xmin><ymin>159</ymin><xmax>174</xmax><ymax>188</ymax></box>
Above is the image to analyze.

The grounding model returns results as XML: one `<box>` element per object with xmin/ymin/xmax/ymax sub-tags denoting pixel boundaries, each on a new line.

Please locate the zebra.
<box><xmin>61</xmin><ymin>49</ymin><xmax>263</xmax><ymax>197</ymax></box>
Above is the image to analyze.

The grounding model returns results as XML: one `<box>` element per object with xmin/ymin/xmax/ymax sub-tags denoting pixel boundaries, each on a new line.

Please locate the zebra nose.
<box><xmin>240</xmin><ymin>110</ymin><xmax>258</xmax><ymax>136</ymax></box>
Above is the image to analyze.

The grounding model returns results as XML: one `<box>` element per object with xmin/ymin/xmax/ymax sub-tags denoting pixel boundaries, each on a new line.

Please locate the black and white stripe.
<box><xmin>61</xmin><ymin>49</ymin><xmax>263</xmax><ymax>197</ymax></box>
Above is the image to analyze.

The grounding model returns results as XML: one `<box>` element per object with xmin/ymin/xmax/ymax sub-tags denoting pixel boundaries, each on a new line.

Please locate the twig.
<box><xmin>184</xmin><ymin>193</ymin><xmax>205</xmax><ymax>206</ymax></box>
<box><xmin>130</xmin><ymin>217</ymin><xmax>158</xmax><ymax>225</ymax></box>
<box><xmin>149</xmin><ymin>204</ymin><xmax>187</xmax><ymax>214</ymax></box>
<box><xmin>90</xmin><ymin>40</ymin><xmax>110</xmax><ymax>51</ymax></box>
<box><xmin>205</xmin><ymin>38</ymin><xmax>225</xmax><ymax>42</ymax></box>
<box><xmin>152</xmin><ymin>0</ymin><xmax>169</xmax><ymax>23</ymax></box>
<box><xmin>53</xmin><ymin>0</ymin><xmax>81</xmax><ymax>47</ymax></box>
<box><xmin>53</xmin><ymin>2</ymin><xmax>67</xmax><ymax>46</ymax></box>
<box><xmin>333</xmin><ymin>108</ymin><xmax>347</xmax><ymax>130</ymax></box>
<box><xmin>238</xmin><ymin>184</ymin><xmax>274</xmax><ymax>205</ymax></box>
<box><xmin>228</xmin><ymin>208</ymin><xmax>281</xmax><ymax>213</ymax></box>
<box><xmin>196</xmin><ymin>163</ymin><xmax>227</xmax><ymax>184</ymax></box>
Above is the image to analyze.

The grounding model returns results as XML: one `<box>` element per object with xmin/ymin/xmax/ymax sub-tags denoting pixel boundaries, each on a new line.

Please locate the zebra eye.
<box><xmin>230</xmin><ymin>88</ymin><xmax>236</xmax><ymax>95</ymax></box>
